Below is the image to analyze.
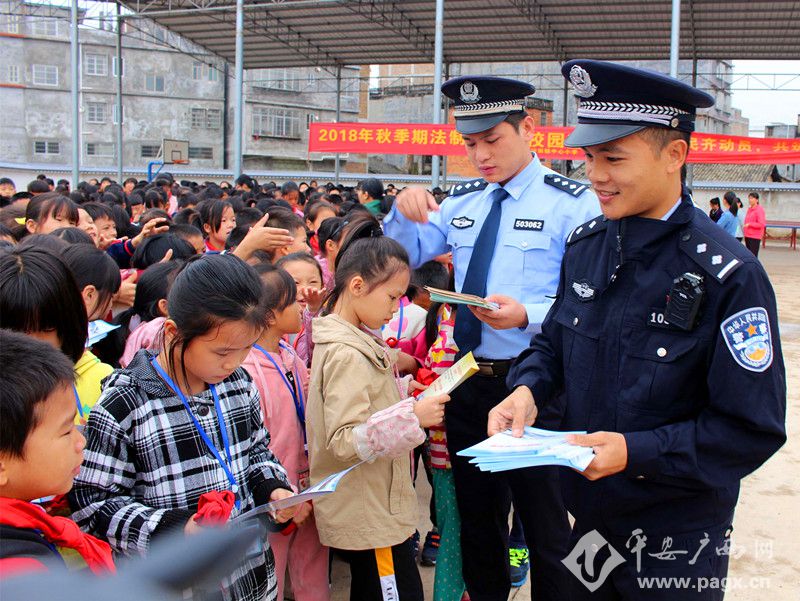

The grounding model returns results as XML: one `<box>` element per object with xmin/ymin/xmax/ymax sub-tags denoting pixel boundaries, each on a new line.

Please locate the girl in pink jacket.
<box><xmin>242</xmin><ymin>264</ymin><xmax>330</xmax><ymax>601</ymax></box>
<box><xmin>743</xmin><ymin>191</ymin><xmax>766</xmax><ymax>258</ymax></box>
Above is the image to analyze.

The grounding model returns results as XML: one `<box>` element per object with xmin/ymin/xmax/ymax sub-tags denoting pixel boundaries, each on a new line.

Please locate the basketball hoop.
<box><xmin>172</xmin><ymin>159</ymin><xmax>189</xmax><ymax>165</ymax></box>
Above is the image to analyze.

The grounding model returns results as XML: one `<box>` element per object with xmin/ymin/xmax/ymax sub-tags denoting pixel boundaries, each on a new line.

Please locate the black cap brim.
<box><xmin>455</xmin><ymin>113</ymin><xmax>510</xmax><ymax>135</ymax></box>
<box><xmin>564</xmin><ymin>123</ymin><xmax>648</xmax><ymax>148</ymax></box>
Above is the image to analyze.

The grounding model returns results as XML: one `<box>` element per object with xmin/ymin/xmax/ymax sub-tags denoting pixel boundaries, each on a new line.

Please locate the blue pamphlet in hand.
<box><xmin>87</xmin><ymin>320</ymin><xmax>120</xmax><ymax>347</ymax></box>
<box><xmin>457</xmin><ymin>427</ymin><xmax>595</xmax><ymax>472</ymax></box>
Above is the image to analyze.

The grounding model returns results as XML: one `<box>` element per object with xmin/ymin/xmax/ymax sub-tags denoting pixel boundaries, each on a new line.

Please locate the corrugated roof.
<box><xmin>569</xmin><ymin>162</ymin><xmax>778</xmax><ymax>182</ymax></box>
<box><xmin>120</xmin><ymin>0</ymin><xmax>800</xmax><ymax>69</ymax></box>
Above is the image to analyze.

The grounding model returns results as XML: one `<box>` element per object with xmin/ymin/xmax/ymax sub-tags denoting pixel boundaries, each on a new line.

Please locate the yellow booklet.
<box><xmin>417</xmin><ymin>352</ymin><xmax>479</xmax><ymax>399</ymax></box>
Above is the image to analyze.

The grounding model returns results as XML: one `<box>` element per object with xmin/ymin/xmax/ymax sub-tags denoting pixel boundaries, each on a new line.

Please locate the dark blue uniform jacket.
<box><xmin>509</xmin><ymin>192</ymin><xmax>786</xmax><ymax>538</ymax></box>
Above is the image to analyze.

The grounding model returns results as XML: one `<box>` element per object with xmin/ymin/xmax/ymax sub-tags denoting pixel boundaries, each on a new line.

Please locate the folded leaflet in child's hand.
<box><xmin>424</xmin><ymin>286</ymin><xmax>500</xmax><ymax>311</ymax></box>
<box><xmin>416</xmin><ymin>352</ymin><xmax>479</xmax><ymax>400</ymax></box>
<box><xmin>232</xmin><ymin>461</ymin><xmax>366</xmax><ymax>523</ymax></box>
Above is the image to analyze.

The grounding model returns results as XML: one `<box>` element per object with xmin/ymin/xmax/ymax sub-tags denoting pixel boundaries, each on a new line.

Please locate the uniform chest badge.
<box><xmin>720</xmin><ymin>307</ymin><xmax>773</xmax><ymax>372</ymax></box>
<box><xmin>451</xmin><ymin>216</ymin><xmax>475</xmax><ymax>229</ymax></box>
<box><xmin>571</xmin><ymin>280</ymin><xmax>596</xmax><ymax>302</ymax></box>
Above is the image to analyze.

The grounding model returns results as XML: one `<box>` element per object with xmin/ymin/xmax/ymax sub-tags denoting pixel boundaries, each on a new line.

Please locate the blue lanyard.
<box><xmin>380</xmin><ymin>299</ymin><xmax>405</xmax><ymax>341</ymax></box>
<box><xmin>253</xmin><ymin>342</ymin><xmax>307</xmax><ymax>453</ymax></box>
<box><xmin>73</xmin><ymin>384</ymin><xmax>84</xmax><ymax>418</ymax></box>
<box><xmin>150</xmin><ymin>357</ymin><xmax>240</xmax><ymax>509</ymax></box>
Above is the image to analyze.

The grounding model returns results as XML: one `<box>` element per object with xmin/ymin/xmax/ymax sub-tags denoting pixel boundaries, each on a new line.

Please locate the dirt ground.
<box><xmin>327</xmin><ymin>244</ymin><xmax>799</xmax><ymax>601</ymax></box>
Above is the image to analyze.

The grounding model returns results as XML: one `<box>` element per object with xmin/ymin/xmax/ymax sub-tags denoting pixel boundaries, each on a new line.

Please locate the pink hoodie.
<box><xmin>120</xmin><ymin>318</ymin><xmax>165</xmax><ymax>368</ymax></box>
<box><xmin>241</xmin><ymin>342</ymin><xmax>309</xmax><ymax>487</ymax></box>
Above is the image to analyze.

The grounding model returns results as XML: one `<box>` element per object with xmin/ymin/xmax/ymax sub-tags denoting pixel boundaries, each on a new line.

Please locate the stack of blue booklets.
<box><xmin>457</xmin><ymin>427</ymin><xmax>595</xmax><ymax>472</ymax></box>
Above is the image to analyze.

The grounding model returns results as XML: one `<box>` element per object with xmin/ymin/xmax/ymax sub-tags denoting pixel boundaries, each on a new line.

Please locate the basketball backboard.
<box><xmin>162</xmin><ymin>139</ymin><xmax>189</xmax><ymax>164</ymax></box>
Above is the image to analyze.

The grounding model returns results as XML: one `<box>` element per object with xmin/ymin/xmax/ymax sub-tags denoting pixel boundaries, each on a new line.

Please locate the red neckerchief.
<box><xmin>0</xmin><ymin>497</ymin><xmax>116</xmax><ymax>574</ymax></box>
<box><xmin>204</xmin><ymin>238</ymin><xmax>223</xmax><ymax>253</ymax></box>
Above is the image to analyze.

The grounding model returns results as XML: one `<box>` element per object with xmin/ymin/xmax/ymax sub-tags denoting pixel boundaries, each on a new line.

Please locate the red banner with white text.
<box><xmin>308</xmin><ymin>123</ymin><xmax>800</xmax><ymax>164</ymax></box>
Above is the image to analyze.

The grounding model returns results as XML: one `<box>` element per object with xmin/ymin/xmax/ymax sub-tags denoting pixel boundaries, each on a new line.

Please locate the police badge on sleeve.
<box><xmin>720</xmin><ymin>307</ymin><xmax>773</xmax><ymax>372</ymax></box>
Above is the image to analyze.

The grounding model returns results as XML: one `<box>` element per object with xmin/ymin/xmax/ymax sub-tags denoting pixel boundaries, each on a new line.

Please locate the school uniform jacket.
<box><xmin>69</xmin><ymin>349</ymin><xmax>291</xmax><ymax>601</ymax></box>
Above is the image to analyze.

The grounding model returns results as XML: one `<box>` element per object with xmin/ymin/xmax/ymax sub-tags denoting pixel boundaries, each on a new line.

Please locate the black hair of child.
<box><xmin>170</xmin><ymin>222</ymin><xmax>203</xmax><ymax>244</ymax></box>
<box><xmin>27</xmin><ymin>180</ymin><xmax>50</xmax><ymax>194</ymax></box>
<box><xmin>324</xmin><ymin>215</ymin><xmax>410</xmax><ymax>313</ymax></box>
<box><xmin>144</xmin><ymin>189</ymin><xmax>167</xmax><ymax>210</ymax></box>
<box><xmin>225</xmin><ymin>224</ymin><xmax>251</xmax><ymax>251</ymax></box>
<box><xmin>0</xmin><ymin>329</ymin><xmax>76</xmax><ymax>457</ymax></box>
<box><xmin>196</xmin><ymin>198</ymin><xmax>233</xmax><ymax>239</ymax></box>
<box><xmin>266</xmin><ymin>207</ymin><xmax>305</xmax><ymax>233</ymax></box>
<box><xmin>62</xmin><ymin>243</ymin><xmax>122</xmax><ymax>315</ymax></box>
<box><xmin>303</xmin><ymin>200</ymin><xmax>336</xmax><ymax>223</ymax></box>
<box><xmin>253</xmin><ymin>262</ymin><xmax>298</xmax><ymax>323</ymax></box>
<box><xmin>235</xmin><ymin>207</ymin><xmax>264</xmax><ymax>229</ymax></box>
<box><xmin>172</xmin><ymin>208</ymin><xmax>201</xmax><ymax>228</ymax></box>
<box><xmin>111</xmin><ymin>204</ymin><xmax>138</xmax><ymax>239</ymax></box>
<box><xmin>132</xmin><ymin>233</ymin><xmax>196</xmax><ymax>270</ymax></box>
<box><xmin>276</xmin><ymin>252</ymin><xmax>324</xmax><ymax>284</ymax></box>
<box><xmin>93</xmin><ymin>260</ymin><xmax>182</xmax><ymax>366</ymax></box>
<box><xmin>81</xmin><ymin>201</ymin><xmax>114</xmax><ymax>223</ymax></box>
<box><xmin>17</xmin><ymin>192</ymin><xmax>78</xmax><ymax>239</ymax></box>
<box><xmin>50</xmin><ymin>226</ymin><xmax>95</xmax><ymax>245</ymax></box>
<box><xmin>139</xmin><ymin>208</ymin><xmax>170</xmax><ymax>227</ymax></box>
<box><xmin>165</xmin><ymin>253</ymin><xmax>269</xmax><ymax>387</ymax></box>
<box><xmin>357</xmin><ymin>178</ymin><xmax>384</xmax><ymax>201</ymax></box>
<box><xmin>317</xmin><ymin>217</ymin><xmax>346</xmax><ymax>257</ymax></box>
<box><xmin>0</xmin><ymin>246</ymin><xmax>88</xmax><ymax>362</ymax></box>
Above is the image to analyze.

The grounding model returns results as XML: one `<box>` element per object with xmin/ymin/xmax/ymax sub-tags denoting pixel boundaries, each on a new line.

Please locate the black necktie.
<box><xmin>453</xmin><ymin>188</ymin><xmax>509</xmax><ymax>354</ymax></box>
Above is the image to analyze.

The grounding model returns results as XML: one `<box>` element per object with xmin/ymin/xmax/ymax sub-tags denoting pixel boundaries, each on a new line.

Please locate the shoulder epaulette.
<box><xmin>566</xmin><ymin>216</ymin><xmax>607</xmax><ymax>245</ymax></box>
<box><xmin>448</xmin><ymin>178</ymin><xmax>488</xmax><ymax>197</ymax></box>
<box><xmin>678</xmin><ymin>228</ymin><xmax>743</xmax><ymax>283</ymax></box>
<box><xmin>544</xmin><ymin>174</ymin><xmax>590</xmax><ymax>197</ymax></box>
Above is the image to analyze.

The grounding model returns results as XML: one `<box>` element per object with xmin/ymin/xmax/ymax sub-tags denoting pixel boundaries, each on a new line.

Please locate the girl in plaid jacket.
<box><xmin>70</xmin><ymin>254</ymin><xmax>297</xmax><ymax>601</ymax></box>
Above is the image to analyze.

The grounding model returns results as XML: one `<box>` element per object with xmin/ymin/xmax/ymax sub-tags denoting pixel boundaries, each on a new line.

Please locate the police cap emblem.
<box><xmin>459</xmin><ymin>81</ymin><xmax>481</xmax><ymax>103</ymax></box>
<box><xmin>569</xmin><ymin>65</ymin><xmax>597</xmax><ymax>98</ymax></box>
<box><xmin>720</xmin><ymin>307</ymin><xmax>773</xmax><ymax>372</ymax></box>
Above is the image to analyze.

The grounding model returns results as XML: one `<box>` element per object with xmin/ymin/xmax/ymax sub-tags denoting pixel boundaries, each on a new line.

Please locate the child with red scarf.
<box><xmin>0</xmin><ymin>330</ymin><xmax>115</xmax><ymax>578</ymax></box>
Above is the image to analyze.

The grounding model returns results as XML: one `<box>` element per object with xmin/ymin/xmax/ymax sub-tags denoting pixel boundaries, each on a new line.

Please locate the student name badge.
<box><xmin>298</xmin><ymin>469</ymin><xmax>311</xmax><ymax>492</ymax></box>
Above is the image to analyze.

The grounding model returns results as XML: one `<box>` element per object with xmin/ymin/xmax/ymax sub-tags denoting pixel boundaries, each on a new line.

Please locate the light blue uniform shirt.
<box><xmin>383</xmin><ymin>155</ymin><xmax>599</xmax><ymax>359</ymax></box>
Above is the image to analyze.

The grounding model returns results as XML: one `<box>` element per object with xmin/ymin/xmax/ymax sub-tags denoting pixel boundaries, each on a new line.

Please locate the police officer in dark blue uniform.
<box><xmin>488</xmin><ymin>60</ymin><xmax>787</xmax><ymax>600</ymax></box>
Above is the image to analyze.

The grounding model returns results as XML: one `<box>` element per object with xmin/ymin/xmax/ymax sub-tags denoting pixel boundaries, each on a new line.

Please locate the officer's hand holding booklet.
<box><xmin>458</xmin><ymin>427</ymin><xmax>596</xmax><ymax>472</ymax></box>
<box><xmin>425</xmin><ymin>286</ymin><xmax>500</xmax><ymax>311</ymax></box>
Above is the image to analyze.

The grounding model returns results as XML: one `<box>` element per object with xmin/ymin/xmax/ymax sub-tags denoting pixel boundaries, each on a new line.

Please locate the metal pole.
<box><xmin>431</xmin><ymin>0</ymin><xmax>445</xmax><ymax>189</ymax></box>
<box><xmin>115</xmin><ymin>2</ymin><xmax>123</xmax><ymax>183</ymax></box>
<box><xmin>233</xmin><ymin>0</ymin><xmax>244</xmax><ymax>178</ymax></box>
<box><xmin>669</xmin><ymin>0</ymin><xmax>681</xmax><ymax>78</ymax></box>
<box><xmin>441</xmin><ymin>61</ymin><xmax>449</xmax><ymax>191</ymax></box>
<box><xmin>334</xmin><ymin>65</ymin><xmax>342</xmax><ymax>183</ymax></box>
<box><xmin>70</xmin><ymin>0</ymin><xmax>80</xmax><ymax>188</ymax></box>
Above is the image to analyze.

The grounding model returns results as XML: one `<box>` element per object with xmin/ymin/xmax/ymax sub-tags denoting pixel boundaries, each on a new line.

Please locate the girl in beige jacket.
<box><xmin>307</xmin><ymin>217</ymin><xmax>449</xmax><ymax>601</ymax></box>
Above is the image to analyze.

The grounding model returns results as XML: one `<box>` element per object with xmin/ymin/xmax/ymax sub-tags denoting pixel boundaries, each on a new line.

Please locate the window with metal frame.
<box><xmin>252</xmin><ymin>106</ymin><xmax>301</xmax><ymax>139</ymax></box>
<box><xmin>85</xmin><ymin>53</ymin><xmax>108</xmax><ymax>76</ymax></box>
<box><xmin>32</xmin><ymin>64</ymin><xmax>58</xmax><ymax>86</ymax></box>
<box><xmin>86</xmin><ymin>102</ymin><xmax>107</xmax><ymax>124</ymax></box>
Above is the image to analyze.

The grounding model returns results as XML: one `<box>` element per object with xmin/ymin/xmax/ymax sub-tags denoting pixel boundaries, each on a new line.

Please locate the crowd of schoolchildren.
<box><xmin>0</xmin><ymin>172</ymin><xmax>482</xmax><ymax>601</ymax></box>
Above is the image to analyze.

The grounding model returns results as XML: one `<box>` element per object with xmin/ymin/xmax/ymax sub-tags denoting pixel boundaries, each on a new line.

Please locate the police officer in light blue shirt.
<box><xmin>384</xmin><ymin>76</ymin><xmax>598</xmax><ymax>601</ymax></box>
